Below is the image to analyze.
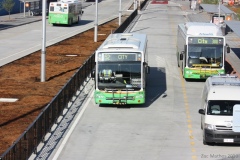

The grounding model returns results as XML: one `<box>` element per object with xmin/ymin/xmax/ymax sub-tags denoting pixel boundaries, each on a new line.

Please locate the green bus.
<box><xmin>177</xmin><ymin>22</ymin><xmax>230</xmax><ymax>79</ymax></box>
<box><xmin>92</xmin><ymin>33</ymin><xmax>150</xmax><ymax>105</ymax></box>
<box><xmin>48</xmin><ymin>0</ymin><xmax>83</xmax><ymax>26</ymax></box>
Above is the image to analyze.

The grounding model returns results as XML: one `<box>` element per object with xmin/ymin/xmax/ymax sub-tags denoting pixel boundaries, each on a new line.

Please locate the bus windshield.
<box><xmin>187</xmin><ymin>44</ymin><xmax>223</xmax><ymax>68</ymax></box>
<box><xmin>49</xmin><ymin>5</ymin><xmax>68</xmax><ymax>13</ymax></box>
<box><xmin>207</xmin><ymin>100</ymin><xmax>240</xmax><ymax>116</ymax></box>
<box><xmin>97</xmin><ymin>61</ymin><xmax>141</xmax><ymax>90</ymax></box>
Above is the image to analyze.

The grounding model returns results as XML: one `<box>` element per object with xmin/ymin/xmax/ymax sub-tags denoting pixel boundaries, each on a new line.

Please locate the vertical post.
<box><xmin>218</xmin><ymin>0</ymin><xmax>220</xmax><ymax>25</ymax></box>
<box><xmin>134</xmin><ymin>0</ymin><xmax>136</xmax><ymax>10</ymax></box>
<box><xmin>41</xmin><ymin>0</ymin><xmax>47</xmax><ymax>82</ymax></box>
<box><xmin>24</xmin><ymin>0</ymin><xmax>26</xmax><ymax>17</ymax></box>
<box><xmin>94</xmin><ymin>0</ymin><xmax>98</xmax><ymax>42</ymax></box>
<box><xmin>119</xmin><ymin>0</ymin><xmax>121</xmax><ymax>26</ymax></box>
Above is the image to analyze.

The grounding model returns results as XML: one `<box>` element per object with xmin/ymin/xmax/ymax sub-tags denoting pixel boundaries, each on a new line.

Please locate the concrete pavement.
<box><xmin>0</xmin><ymin>13</ymin><xmax>42</xmax><ymax>30</ymax></box>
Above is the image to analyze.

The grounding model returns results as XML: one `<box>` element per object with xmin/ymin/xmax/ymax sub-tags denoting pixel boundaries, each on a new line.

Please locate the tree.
<box><xmin>202</xmin><ymin>0</ymin><xmax>218</xmax><ymax>4</ymax></box>
<box><xmin>2</xmin><ymin>0</ymin><xmax>15</xmax><ymax>20</ymax></box>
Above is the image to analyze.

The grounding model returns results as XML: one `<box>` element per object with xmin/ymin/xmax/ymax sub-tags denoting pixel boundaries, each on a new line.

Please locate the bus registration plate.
<box><xmin>224</xmin><ymin>139</ymin><xmax>234</xmax><ymax>143</ymax></box>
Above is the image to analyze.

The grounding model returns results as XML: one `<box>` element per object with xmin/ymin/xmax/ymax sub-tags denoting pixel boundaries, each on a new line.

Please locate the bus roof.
<box><xmin>183</xmin><ymin>22</ymin><xmax>223</xmax><ymax>36</ymax></box>
<box><xmin>97</xmin><ymin>33</ymin><xmax>147</xmax><ymax>52</ymax></box>
<box><xmin>58</xmin><ymin>0</ymin><xmax>80</xmax><ymax>3</ymax></box>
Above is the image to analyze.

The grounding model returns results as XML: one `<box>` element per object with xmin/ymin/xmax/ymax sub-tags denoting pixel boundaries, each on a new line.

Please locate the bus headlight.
<box><xmin>204</xmin><ymin>123</ymin><xmax>216</xmax><ymax>130</ymax></box>
<box><xmin>95</xmin><ymin>94</ymin><xmax>105</xmax><ymax>99</ymax></box>
<box><xmin>135</xmin><ymin>95</ymin><xmax>144</xmax><ymax>99</ymax></box>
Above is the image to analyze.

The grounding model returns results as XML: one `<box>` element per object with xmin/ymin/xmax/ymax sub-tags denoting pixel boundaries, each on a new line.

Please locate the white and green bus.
<box><xmin>48</xmin><ymin>0</ymin><xmax>83</xmax><ymax>26</ymax></box>
<box><xmin>177</xmin><ymin>22</ymin><xmax>230</xmax><ymax>79</ymax></box>
<box><xmin>92</xmin><ymin>33</ymin><xmax>150</xmax><ymax>105</ymax></box>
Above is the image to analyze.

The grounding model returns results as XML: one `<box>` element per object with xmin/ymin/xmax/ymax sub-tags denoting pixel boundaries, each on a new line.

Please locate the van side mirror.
<box><xmin>180</xmin><ymin>51</ymin><xmax>184</xmax><ymax>60</ymax></box>
<box><xmin>198</xmin><ymin>109</ymin><xmax>205</xmax><ymax>115</ymax></box>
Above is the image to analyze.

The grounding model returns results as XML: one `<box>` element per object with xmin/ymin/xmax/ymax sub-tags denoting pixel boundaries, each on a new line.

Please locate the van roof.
<box><xmin>208</xmin><ymin>86</ymin><xmax>240</xmax><ymax>100</ymax></box>
<box><xmin>206</xmin><ymin>74</ymin><xmax>240</xmax><ymax>100</ymax></box>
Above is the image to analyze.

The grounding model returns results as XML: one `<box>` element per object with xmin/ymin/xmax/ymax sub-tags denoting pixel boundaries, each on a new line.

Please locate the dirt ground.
<box><xmin>0</xmin><ymin>18</ymin><xmax>123</xmax><ymax>155</ymax></box>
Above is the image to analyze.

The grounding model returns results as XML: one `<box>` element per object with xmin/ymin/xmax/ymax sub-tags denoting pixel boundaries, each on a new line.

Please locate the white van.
<box><xmin>198</xmin><ymin>74</ymin><xmax>240</xmax><ymax>145</ymax></box>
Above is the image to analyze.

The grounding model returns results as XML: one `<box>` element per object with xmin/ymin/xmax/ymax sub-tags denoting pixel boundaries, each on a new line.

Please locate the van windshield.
<box><xmin>207</xmin><ymin>100</ymin><xmax>240</xmax><ymax>116</ymax></box>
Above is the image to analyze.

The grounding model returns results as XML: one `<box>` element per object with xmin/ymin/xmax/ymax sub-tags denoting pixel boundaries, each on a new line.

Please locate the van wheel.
<box><xmin>203</xmin><ymin>139</ymin><xmax>207</xmax><ymax>145</ymax></box>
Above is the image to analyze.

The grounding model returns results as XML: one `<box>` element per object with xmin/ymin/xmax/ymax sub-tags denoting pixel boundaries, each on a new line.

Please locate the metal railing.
<box><xmin>0</xmin><ymin>0</ymin><xmax>150</xmax><ymax>158</ymax></box>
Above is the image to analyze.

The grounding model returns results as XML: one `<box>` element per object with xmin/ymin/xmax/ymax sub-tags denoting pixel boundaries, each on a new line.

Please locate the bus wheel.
<box><xmin>69</xmin><ymin>19</ymin><xmax>72</xmax><ymax>26</ymax></box>
<box><xmin>181</xmin><ymin>64</ymin><xmax>184</xmax><ymax>77</ymax></box>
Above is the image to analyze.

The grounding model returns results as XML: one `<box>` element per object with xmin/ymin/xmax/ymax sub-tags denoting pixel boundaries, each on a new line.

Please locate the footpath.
<box><xmin>0</xmin><ymin>13</ymin><xmax>42</xmax><ymax>30</ymax></box>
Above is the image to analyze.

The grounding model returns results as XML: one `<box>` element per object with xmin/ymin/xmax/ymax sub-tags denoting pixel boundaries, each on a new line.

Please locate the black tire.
<box><xmin>68</xmin><ymin>19</ymin><xmax>72</xmax><ymax>26</ymax></box>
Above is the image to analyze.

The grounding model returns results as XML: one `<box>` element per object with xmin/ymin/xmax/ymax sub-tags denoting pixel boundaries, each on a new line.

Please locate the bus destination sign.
<box><xmin>103</xmin><ymin>53</ymin><xmax>137</xmax><ymax>61</ymax></box>
<box><xmin>188</xmin><ymin>37</ymin><xmax>223</xmax><ymax>45</ymax></box>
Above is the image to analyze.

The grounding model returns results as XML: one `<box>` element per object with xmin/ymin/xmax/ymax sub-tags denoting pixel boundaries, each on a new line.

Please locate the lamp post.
<box><xmin>119</xmin><ymin>0</ymin><xmax>121</xmax><ymax>26</ymax></box>
<box><xmin>94</xmin><ymin>0</ymin><xmax>98</xmax><ymax>42</ymax></box>
<box><xmin>41</xmin><ymin>0</ymin><xmax>47</xmax><ymax>82</ymax></box>
<box><xmin>218</xmin><ymin>0</ymin><xmax>220</xmax><ymax>25</ymax></box>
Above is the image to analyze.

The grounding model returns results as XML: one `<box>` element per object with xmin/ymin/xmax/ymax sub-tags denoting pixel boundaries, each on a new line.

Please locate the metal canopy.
<box><xmin>200</xmin><ymin>4</ymin><xmax>234</xmax><ymax>14</ymax></box>
<box><xmin>19</xmin><ymin>0</ymin><xmax>40</xmax><ymax>2</ymax></box>
<box><xmin>19</xmin><ymin>0</ymin><xmax>41</xmax><ymax>17</ymax></box>
<box><xmin>224</xmin><ymin>20</ymin><xmax>240</xmax><ymax>37</ymax></box>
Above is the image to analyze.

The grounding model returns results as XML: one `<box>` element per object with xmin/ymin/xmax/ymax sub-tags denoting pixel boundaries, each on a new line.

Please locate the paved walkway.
<box><xmin>0</xmin><ymin>13</ymin><xmax>43</xmax><ymax>30</ymax></box>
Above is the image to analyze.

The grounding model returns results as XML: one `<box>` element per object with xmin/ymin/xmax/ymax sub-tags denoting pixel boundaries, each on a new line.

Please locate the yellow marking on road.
<box><xmin>190</xmin><ymin>141</ymin><xmax>195</xmax><ymax>145</ymax></box>
<box><xmin>179</xmin><ymin>68</ymin><xmax>198</xmax><ymax>159</ymax></box>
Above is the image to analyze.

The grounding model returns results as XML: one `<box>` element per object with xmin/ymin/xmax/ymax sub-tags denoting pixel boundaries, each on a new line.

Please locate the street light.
<box><xmin>119</xmin><ymin>0</ymin><xmax>121</xmax><ymax>26</ymax></box>
<box><xmin>41</xmin><ymin>0</ymin><xmax>47</xmax><ymax>82</ymax></box>
<box><xmin>94</xmin><ymin>0</ymin><xmax>98</xmax><ymax>42</ymax></box>
<box><xmin>218</xmin><ymin>0</ymin><xmax>221</xmax><ymax>26</ymax></box>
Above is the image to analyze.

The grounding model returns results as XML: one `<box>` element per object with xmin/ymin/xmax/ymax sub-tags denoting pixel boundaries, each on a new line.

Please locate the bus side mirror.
<box><xmin>91</xmin><ymin>70</ymin><xmax>95</xmax><ymax>79</ymax></box>
<box><xmin>180</xmin><ymin>51</ymin><xmax>184</xmax><ymax>60</ymax></box>
<box><xmin>147</xmin><ymin>66</ymin><xmax>150</xmax><ymax>74</ymax></box>
<box><xmin>144</xmin><ymin>62</ymin><xmax>150</xmax><ymax>74</ymax></box>
<box><xmin>226</xmin><ymin>46</ymin><xmax>230</xmax><ymax>53</ymax></box>
<box><xmin>198</xmin><ymin>109</ymin><xmax>205</xmax><ymax>115</ymax></box>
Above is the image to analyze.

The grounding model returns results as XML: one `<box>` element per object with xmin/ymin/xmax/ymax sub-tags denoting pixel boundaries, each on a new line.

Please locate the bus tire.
<box><xmin>69</xmin><ymin>19</ymin><xmax>72</xmax><ymax>26</ymax></box>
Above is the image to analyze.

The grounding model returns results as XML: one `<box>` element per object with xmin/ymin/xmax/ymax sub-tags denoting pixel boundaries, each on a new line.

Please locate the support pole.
<box><xmin>41</xmin><ymin>0</ymin><xmax>47</xmax><ymax>82</ymax></box>
<box><xmin>119</xmin><ymin>0</ymin><xmax>121</xmax><ymax>26</ymax></box>
<box><xmin>94</xmin><ymin>0</ymin><xmax>98</xmax><ymax>42</ymax></box>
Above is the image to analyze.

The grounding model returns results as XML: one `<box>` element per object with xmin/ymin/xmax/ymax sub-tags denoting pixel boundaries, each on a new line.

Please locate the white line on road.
<box><xmin>52</xmin><ymin>90</ymin><xmax>94</xmax><ymax>160</ymax></box>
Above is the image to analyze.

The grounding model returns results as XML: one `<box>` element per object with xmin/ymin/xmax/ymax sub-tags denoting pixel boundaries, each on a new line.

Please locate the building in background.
<box><xmin>0</xmin><ymin>0</ymin><xmax>57</xmax><ymax>16</ymax></box>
